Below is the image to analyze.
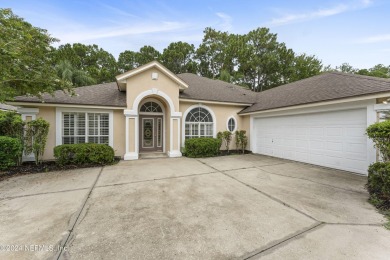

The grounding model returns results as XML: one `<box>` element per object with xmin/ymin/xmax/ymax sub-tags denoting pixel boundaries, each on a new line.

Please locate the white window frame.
<box><xmin>226</xmin><ymin>116</ymin><xmax>237</xmax><ymax>132</ymax></box>
<box><xmin>56</xmin><ymin>108</ymin><xmax>114</xmax><ymax>147</ymax></box>
<box><xmin>182</xmin><ymin>104</ymin><xmax>216</xmax><ymax>146</ymax></box>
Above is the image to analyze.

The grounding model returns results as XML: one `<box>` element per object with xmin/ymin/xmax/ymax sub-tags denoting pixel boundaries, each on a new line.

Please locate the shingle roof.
<box><xmin>12</xmin><ymin>72</ymin><xmax>390</xmax><ymax>112</ymax></box>
<box><xmin>177</xmin><ymin>73</ymin><xmax>256</xmax><ymax>104</ymax></box>
<box><xmin>240</xmin><ymin>72</ymin><xmax>390</xmax><ymax>114</ymax></box>
<box><xmin>13</xmin><ymin>82</ymin><xmax>127</xmax><ymax>107</ymax></box>
<box><xmin>0</xmin><ymin>103</ymin><xmax>16</xmax><ymax>111</ymax></box>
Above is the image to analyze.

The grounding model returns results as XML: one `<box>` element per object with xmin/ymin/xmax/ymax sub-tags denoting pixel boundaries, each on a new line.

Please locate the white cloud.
<box><xmin>268</xmin><ymin>0</ymin><xmax>374</xmax><ymax>26</ymax></box>
<box><xmin>53</xmin><ymin>21</ymin><xmax>190</xmax><ymax>44</ymax></box>
<box><xmin>360</xmin><ymin>34</ymin><xmax>390</xmax><ymax>43</ymax></box>
<box><xmin>216</xmin><ymin>12</ymin><xmax>232</xmax><ymax>31</ymax></box>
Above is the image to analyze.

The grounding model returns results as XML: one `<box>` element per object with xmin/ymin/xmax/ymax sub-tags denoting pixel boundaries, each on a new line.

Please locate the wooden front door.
<box><xmin>139</xmin><ymin>116</ymin><xmax>163</xmax><ymax>152</ymax></box>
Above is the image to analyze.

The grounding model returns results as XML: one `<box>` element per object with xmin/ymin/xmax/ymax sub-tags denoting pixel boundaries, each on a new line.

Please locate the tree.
<box><xmin>237</xmin><ymin>28</ymin><xmax>295</xmax><ymax>91</ymax></box>
<box><xmin>0</xmin><ymin>8</ymin><xmax>71</xmax><ymax>102</ymax></box>
<box><xmin>25</xmin><ymin>118</ymin><xmax>50</xmax><ymax>165</ymax></box>
<box><xmin>289</xmin><ymin>54</ymin><xmax>322</xmax><ymax>82</ymax></box>
<box><xmin>137</xmin><ymin>45</ymin><xmax>161</xmax><ymax>65</ymax></box>
<box><xmin>196</xmin><ymin>28</ymin><xmax>236</xmax><ymax>79</ymax></box>
<box><xmin>56</xmin><ymin>60</ymin><xmax>96</xmax><ymax>87</ymax></box>
<box><xmin>161</xmin><ymin>41</ymin><xmax>197</xmax><ymax>74</ymax></box>
<box><xmin>336</xmin><ymin>63</ymin><xmax>356</xmax><ymax>73</ymax></box>
<box><xmin>117</xmin><ymin>50</ymin><xmax>140</xmax><ymax>73</ymax></box>
<box><xmin>53</xmin><ymin>43</ymin><xmax>118</xmax><ymax>83</ymax></box>
<box><xmin>357</xmin><ymin>64</ymin><xmax>390</xmax><ymax>78</ymax></box>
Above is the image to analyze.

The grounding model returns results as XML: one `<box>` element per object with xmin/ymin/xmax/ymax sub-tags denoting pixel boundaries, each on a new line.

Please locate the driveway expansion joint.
<box><xmin>196</xmin><ymin>159</ymin><xmax>319</xmax><ymax>222</ymax></box>
<box><xmin>55</xmin><ymin>166</ymin><xmax>104</xmax><ymax>260</ymax></box>
<box><xmin>243</xmin><ymin>222</ymin><xmax>324</xmax><ymax>259</ymax></box>
<box><xmin>95</xmin><ymin>171</ymin><xmax>218</xmax><ymax>189</ymax></box>
<box><xmin>257</xmin><ymin>166</ymin><xmax>367</xmax><ymax>195</ymax></box>
<box><xmin>0</xmin><ymin>187</ymin><xmax>90</xmax><ymax>201</ymax></box>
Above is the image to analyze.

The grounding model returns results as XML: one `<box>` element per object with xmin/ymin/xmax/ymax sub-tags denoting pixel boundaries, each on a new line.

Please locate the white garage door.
<box><xmin>253</xmin><ymin>109</ymin><xmax>369</xmax><ymax>174</ymax></box>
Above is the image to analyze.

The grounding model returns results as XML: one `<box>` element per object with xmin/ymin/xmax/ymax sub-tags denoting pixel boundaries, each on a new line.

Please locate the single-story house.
<box><xmin>8</xmin><ymin>61</ymin><xmax>390</xmax><ymax>175</ymax></box>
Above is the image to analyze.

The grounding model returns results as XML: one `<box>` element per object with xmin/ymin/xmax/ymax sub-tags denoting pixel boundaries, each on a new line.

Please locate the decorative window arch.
<box><xmin>184</xmin><ymin>106</ymin><xmax>215</xmax><ymax>139</ymax></box>
<box><xmin>227</xmin><ymin>116</ymin><xmax>237</xmax><ymax>132</ymax></box>
<box><xmin>140</xmin><ymin>101</ymin><xmax>163</xmax><ymax>113</ymax></box>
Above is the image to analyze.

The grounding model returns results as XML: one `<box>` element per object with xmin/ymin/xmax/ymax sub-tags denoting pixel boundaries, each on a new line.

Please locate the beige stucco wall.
<box><xmin>179</xmin><ymin>101</ymin><xmax>251</xmax><ymax>150</ymax></box>
<box><xmin>113</xmin><ymin>110</ymin><xmax>126</xmax><ymax>157</ymax></box>
<box><xmin>126</xmin><ymin>67</ymin><xmax>180</xmax><ymax>111</ymax></box>
<box><xmin>36</xmin><ymin>106</ymin><xmax>56</xmax><ymax>160</ymax></box>
<box><xmin>31</xmin><ymin>106</ymin><xmax>125</xmax><ymax>160</ymax></box>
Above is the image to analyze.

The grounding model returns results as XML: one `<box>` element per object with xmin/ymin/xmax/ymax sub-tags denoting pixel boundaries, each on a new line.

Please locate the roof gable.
<box><xmin>116</xmin><ymin>61</ymin><xmax>189</xmax><ymax>91</ymax></box>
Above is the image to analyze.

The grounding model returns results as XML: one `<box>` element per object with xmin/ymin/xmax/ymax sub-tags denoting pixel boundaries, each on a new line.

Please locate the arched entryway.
<box><xmin>139</xmin><ymin>99</ymin><xmax>165</xmax><ymax>152</ymax></box>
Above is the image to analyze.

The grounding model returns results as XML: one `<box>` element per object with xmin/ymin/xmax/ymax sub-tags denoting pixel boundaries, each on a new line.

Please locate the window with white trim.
<box><xmin>62</xmin><ymin>112</ymin><xmax>109</xmax><ymax>144</ymax></box>
<box><xmin>185</xmin><ymin>107</ymin><xmax>214</xmax><ymax>139</ymax></box>
<box><xmin>227</xmin><ymin>117</ymin><xmax>237</xmax><ymax>132</ymax></box>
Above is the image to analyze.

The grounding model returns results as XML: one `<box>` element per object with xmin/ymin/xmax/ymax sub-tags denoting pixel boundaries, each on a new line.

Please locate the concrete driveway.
<box><xmin>0</xmin><ymin>155</ymin><xmax>389</xmax><ymax>259</ymax></box>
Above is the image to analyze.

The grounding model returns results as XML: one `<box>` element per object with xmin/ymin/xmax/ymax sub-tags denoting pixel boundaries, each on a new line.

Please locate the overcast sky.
<box><xmin>3</xmin><ymin>0</ymin><xmax>390</xmax><ymax>69</ymax></box>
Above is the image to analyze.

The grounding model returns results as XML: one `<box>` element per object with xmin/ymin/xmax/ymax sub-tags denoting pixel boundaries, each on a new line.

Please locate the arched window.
<box><xmin>185</xmin><ymin>107</ymin><xmax>214</xmax><ymax>139</ymax></box>
<box><xmin>140</xmin><ymin>101</ymin><xmax>162</xmax><ymax>113</ymax></box>
<box><xmin>227</xmin><ymin>117</ymin><xmax>237</xmax><ymax>132</ymax></box>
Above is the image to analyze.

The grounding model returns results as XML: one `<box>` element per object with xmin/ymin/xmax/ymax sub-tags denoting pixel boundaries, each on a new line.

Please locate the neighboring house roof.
<box><xmin>177</xmin><ymin>73</ymin><xmax>256</xmax><ymax>104</ymax></box>
<box><xmin>240</xmin><ymin>72</ymin><xmax>390</xmax><ymax>114</ymax></box>
<box><xmin>0</xmin><ymin>103</ymin><xmax>17</xmax><ymax>111</ymax></box>
<box><xmin>13</xmin><ymin>82</ymin><xmax>127</xmax><ymax>107</ymax></box>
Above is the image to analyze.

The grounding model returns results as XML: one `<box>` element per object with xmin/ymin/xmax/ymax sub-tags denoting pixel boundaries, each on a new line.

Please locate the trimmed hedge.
<box><xmin>54</xmin><ymin>143</ymin><xmax>115</xmax><ymax>166</ymax></box>
<box><xmin>185</xmin><ymin>137</ymin><xmax>221</xmax><ymax>158</ymax></box>
<box><xmin>0</xmin><ymin>136</ymin><xmax>23</xmax><ymax>170</ymax></box>
<box><xmin>367</xmin><ymin>162</ymin><xmax>390</xmax><ymax>209</ymax></box>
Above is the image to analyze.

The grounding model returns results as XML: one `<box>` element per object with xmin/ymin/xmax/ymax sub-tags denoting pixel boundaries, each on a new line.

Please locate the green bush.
<box><xmin>366</xmin><ymin>121</ymin><xmax>390</xmax><ymax>161</ymax></box>
<box><xmin>367</xmin><ymin>162</ymin><xmax>390</xmax><ymax>209</ymax></box>
<box><xmin>54</xmin><ymin>143</ymin><xmax>115</xmax><ymax>166</ymax></box>
<box><xmin>185</xmin><ymin>138</ymin><xmax>221</xmax><ymax>158</ymax></box>
<box><xmin>0</xmin><ymin>111</ymin><xmax>24</xmax><ymax>139</ymax></box>
<box><xmin>235</xmin><ymin>130</ymin><xmax>248</xmax><ymax>154</ymax></box>
<box><xmin>25</xmin><ymin>118</ymin><xmax>50</xmax><ymax>165</ymax></box>
<box><xmin>0</xmin><ymin>136</ymin><xmax>23</xmax><ymax>170</ymax></box>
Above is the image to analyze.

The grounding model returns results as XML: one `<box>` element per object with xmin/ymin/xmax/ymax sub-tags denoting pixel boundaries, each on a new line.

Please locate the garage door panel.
<box><xmin>254</xmin><ymin>108</ymin><xmax>368</xmax><ymax>174</ymax></box>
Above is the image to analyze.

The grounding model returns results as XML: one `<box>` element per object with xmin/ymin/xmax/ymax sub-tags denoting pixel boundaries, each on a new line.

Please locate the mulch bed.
<box><xmin>0</xmin><ymin>159</ymin><xmax>119</xmax><ymax>183</ymax></box>
<box><xmin>219</xmin><ymin>150</ymin><xmax>252</xmax><ymax>156</ymax></box>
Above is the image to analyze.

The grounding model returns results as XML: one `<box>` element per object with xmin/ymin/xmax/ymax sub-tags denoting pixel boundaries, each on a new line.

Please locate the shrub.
<box><xmin>367</xmin><ymin>162</ymin><xmax>390</xmax><ymax>209</ymax></box>
<box><xmin>0</xmin><ymin>136</ymin><xmax>23</xmax><ymax>170</ymax></box>
<box><xmin>185</xmin><ymin>138</ymin><xmax>221</xmax><ymax>158</ymax></box>
<box><xmin>235</xmin><ymin>130</ymin><xmax>248</xmax><ymax>154</ymax></box>
<box><xmin>54</xmin><ymin>143</ymin><xmax>115</xmax><ymax>166</ymax></box>
<box><xmin>366</xmin><ymin>121</ymin><xmax>390</xmax><ymax>161</ymax></box>
<box><xmin>0</xmin><ymin>111</ymin><xmax>24</xmax><ymax>139</ymax></box>
<box><xmin>25</xmin><ymin>118</ymin><xmax>50</xmax><ymax>165</ymax></box>
<box><xmin>217</xmin><ymin>131</ymin><xmax>233</xmax><ymax>152</ymax></box>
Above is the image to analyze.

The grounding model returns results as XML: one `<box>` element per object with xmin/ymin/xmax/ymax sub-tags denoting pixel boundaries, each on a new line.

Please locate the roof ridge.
<box><xmin>328</xmin><ymin>71</ymin><xmax>390</xmax><ymax>82</ymax></box>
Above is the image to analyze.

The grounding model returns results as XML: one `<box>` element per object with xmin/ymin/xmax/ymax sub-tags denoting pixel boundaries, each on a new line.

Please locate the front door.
<box><xmin>140</xmin><ymin>116</ymin><xmax>163</xmax><ymax>152</ymax></box>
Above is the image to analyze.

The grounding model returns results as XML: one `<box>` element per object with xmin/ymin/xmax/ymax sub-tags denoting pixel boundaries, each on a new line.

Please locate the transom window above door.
<box><xmin>140</xmin><ymin>102</ymin><xmax>162</xmax><ymax>113</ymax></box>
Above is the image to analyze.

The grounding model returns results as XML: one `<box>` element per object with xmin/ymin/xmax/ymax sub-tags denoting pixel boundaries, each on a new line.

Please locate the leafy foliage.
<box><xmin>54</xmin><ymin>143</ymin><xmax>115</xmax><ymax>166</ymax></box>
<box><xmin>0</xmin><ymin>136</ymin><xmax>23</xmax><ymax>170</ymax></box>
<box><xmin>55</xmin><ymin>60</ymin><xmax>96</xmax><ymax>87</ymax></box>
<box><xmin>366</xmin><ymin>121</ymin><xmax>390</xmax><ymax>161</ymax></box>
<box><xmin>184</xmin><ymin>138</ymin><xmax>221</xmax><ymax>158</ymax></box>
<box><xmin>217</xmin><ymin>131</ymin><xmax>233</xmax><ymax>153</ymax></box>
<box><xmin>53</xmin><ymin>43</ymin><xmax>118</xmax><ymax>84</ymax></box>
<box><xmin>367</xmin><ymin>162</ymin><xmax>390</xmax><ymax>210</ymax></box>
<box><xmin>235</xmin><ymin>130</ymin><xmax>248</xmax><ymax>154</ymax></box>
<box><xmin>161</xmin><ymin>41</ymin><xmax>197</xmax><ymax>74</ymax></box>
<box><xmin>25</xmin><ymin>118</ymin><xmax>50</xmax><ymax>165</ymax></box>
<box><xmin>336</xmin><ymin>62</ymin><xmax>390</xmax><ymax>78</ymax></box>
<box><xmin>0</xmin><ymin>8</ymin><xmax>72</xmax><ymax>102</ymax></box>
<box><xmin>0</xmin><ymin>111</ymin><xmax>24</xmax><ymax>139</ymax></box>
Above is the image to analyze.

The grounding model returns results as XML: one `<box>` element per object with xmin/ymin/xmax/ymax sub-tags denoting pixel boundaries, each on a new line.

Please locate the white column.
<box><xmin>124</xmin><ymin>110</ymin><xmax>139</xmax><ymax>160</ymax></box>
<box><xmin>168</xmin><ymin>114</ymin><xmax>182</xmax><ymax>158</ymax></box>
